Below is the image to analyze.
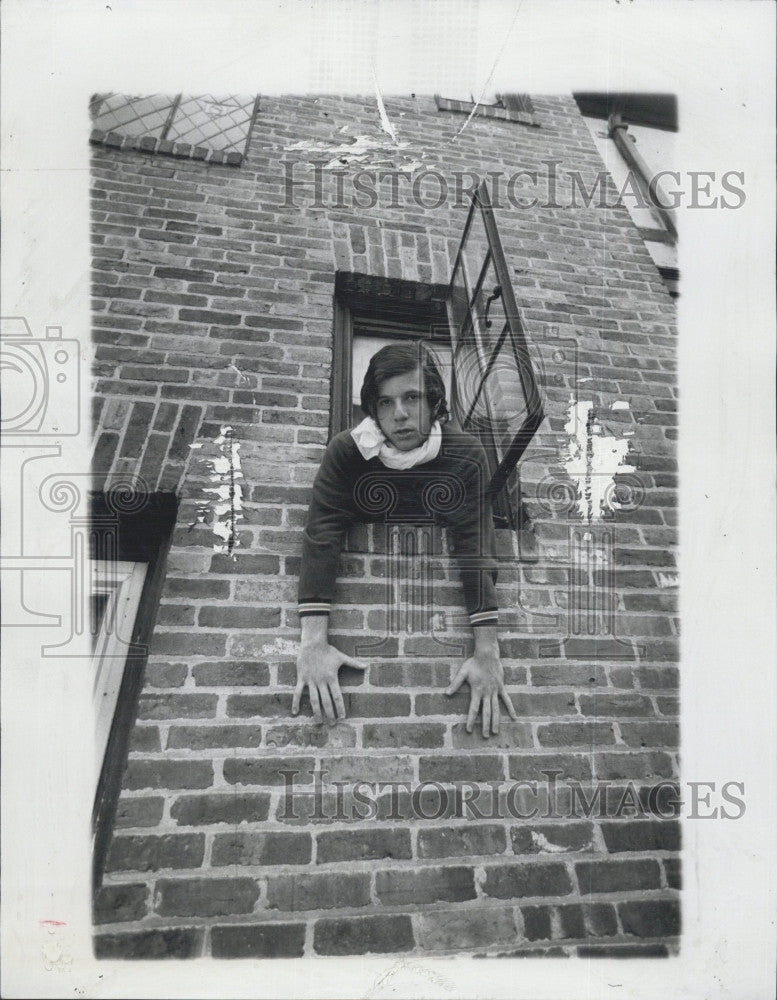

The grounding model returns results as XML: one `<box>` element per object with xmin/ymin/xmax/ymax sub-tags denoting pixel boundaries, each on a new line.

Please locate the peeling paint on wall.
<box><xmin>286</xmin><ymin>129</ymin><xmax>425</xmax><ymax>173</ymax></box>
<box><xmin>286</xmin><ymin>92</ymin><xmax>426</xmax><ymax>173</ymax></box>
<box><xmin>563</xmin><ymin>398</ymin><xmax>636</xmax><ymax>522</ymax></box>
<box><xmin>195</xmin><ymin>425</ymin><xmax>244</xmax><ymax>555</ymax></box>
<box><xmin>530</xmin><ymin>830</ymin><xmax>582</xmax><ymax>854</ymax></box>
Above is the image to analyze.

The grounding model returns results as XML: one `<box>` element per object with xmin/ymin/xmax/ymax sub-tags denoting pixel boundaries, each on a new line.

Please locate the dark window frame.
<box><xmin>434</xmin><ymin>92</ymin><xmax>537</xmax><ymax>127</ymax></box>
<box><xmin>91</xmin><ymin>491</ymin><xmax>178</xmax><ymax>891</ymax></box>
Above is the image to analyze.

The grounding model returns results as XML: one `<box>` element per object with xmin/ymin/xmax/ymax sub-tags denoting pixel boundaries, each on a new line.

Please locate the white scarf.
<box><xmin>351</xmin><ymin>417</ymin><xmax>442</xmax><ymax>469</ymax></box>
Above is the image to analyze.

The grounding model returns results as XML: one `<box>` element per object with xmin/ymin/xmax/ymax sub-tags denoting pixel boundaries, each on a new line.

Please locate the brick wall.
<box><xmin>90</xmin><ymin>94</ymin><xmax>679</xmax><ymax>958</ymax></box>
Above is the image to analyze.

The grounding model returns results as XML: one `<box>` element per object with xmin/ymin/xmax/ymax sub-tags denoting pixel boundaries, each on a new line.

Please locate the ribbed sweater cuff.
<box><xmin>298</xmin><ymin>601</ymin><xmax>331</xmax><ymax>617</ymax></box>
<box><xmin>469</xmin><ymin>609</ymin><xmax>498</xmax><ymax>626</ymax></box>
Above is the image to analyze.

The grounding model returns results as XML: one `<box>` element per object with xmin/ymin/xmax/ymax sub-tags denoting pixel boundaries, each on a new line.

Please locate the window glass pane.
<box><xmin>448</xmin><ymin>258</ymin><xmax>469</xmax><ymax>354</ymax></box>
<box><xmin>352</xmin><ymin>335</ymin><xmax>453</xmax><ymax>428</ymax></box>
<box><xmin>470</xmin><ymin>256</ymin><xmax>506</xmax><ymax>358</ymax></box>
<box><xmin>451</xmin><ymin>322</ymin><xmax>487</xmax><ymax>432</ymax></box>
<box><xmin>459</xmin><ymin>203</ymin><xmax>490</xmax><ymax>302</ymax></box>
<box><xmin>90</xmin><ymin>592</ymin><xmax>110</xmax><ymax>646</ymax></box>
<box><xmin>478</xmin><ymin>331</ymin><xmax>531</xmax><ymax>459</ymax></box>
<box><xmin>167</xmin><ymin>95</ymin><xmax>255</xmax><ymax>152</ymax></box>
<box><xmin>91</xmin><ymin>94</ymin><xmax>176</xmax><ymax>137</ymax></box>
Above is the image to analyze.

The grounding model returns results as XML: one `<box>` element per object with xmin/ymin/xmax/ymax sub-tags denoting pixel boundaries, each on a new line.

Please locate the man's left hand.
<box><xmin>446</xmin><ymin>652</ymin><xmax>518</xmax><ymax>738</ymax></box>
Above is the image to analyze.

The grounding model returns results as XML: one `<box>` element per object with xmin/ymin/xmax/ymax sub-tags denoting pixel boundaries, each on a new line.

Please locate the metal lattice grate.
<box><xmin>89</xmin><ymin>93</ymin><xmax>258</xmax><ymax>163</ymax></box>
<box><xmin>165</xmin><ymin>95</ymin><xmax>256</xmax><ymax>153</ymax></box>
<box><xmin>90</xmin><ymin>94</ymin><xmax>177</xmax><ymax>138</ymax></box>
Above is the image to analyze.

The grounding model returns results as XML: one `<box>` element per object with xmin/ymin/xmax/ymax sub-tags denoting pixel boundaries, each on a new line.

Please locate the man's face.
<box><xmin>374</xmin><ymin>366</ymin><xmax>433</xmax><ymax>451</ymax></box>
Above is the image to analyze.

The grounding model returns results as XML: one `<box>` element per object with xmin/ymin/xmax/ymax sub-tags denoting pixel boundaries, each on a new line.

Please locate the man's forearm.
<box><xmin>472</xmin><ymin>623</ymin><xmax>500</xmax><ymax>656</ymax></box>
<box><xmin>300</xmin><ymin>615</ymin><xmax>329</xmax><ymax>648</ymax></box>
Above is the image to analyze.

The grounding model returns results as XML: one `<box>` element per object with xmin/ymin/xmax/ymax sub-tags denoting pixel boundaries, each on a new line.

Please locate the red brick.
<box><xmin>317</xmin><ymin>755</ymin><xmax>414</xmax><ymax>784</ymax></box>
<box><xmin>166</xmin><ymin>725</ymin><xmax>262</xmax><ymax>750</ymax></box>
<box><xmin>223</xmin><ymin>756</ymin><xmax>314</xmax><ymax>786</ymax></box>
<box><xmin>144</xmin><ymin>662</ymin><xmax>187</xmax><ymax>688</ymax></box>
<box><xmin>137</xmin><ymin>694</ymin><xmax>217</xmax><ymax>720</ymax></box>
<box><xmin>507</xmin><ymin>754</ymin><xmax>593</xmax><ymax>782</ymax></box>
<box><xmin>417</xmin><ymin>908</ymin><xmax>517</xmax><ymax>951</ymax></box>
<box><xmin>267</xmin><ymin>872</ymin><xmax>371</xmax><ymax>911</ymax></box>
<box><xmin>600</xmin><ymin>820</ymin><xmax>680</xmax><ymax>853</ymax></box>
<box><xmin>211</xmin><ymin>831</ymin><xmax>312</xmax><ymax>866</ymax></box>
<box><xmin>362</xmin><ymin>723</ymin><xmax>446</xmax><ymax>749</ymax></box>
<box><xmin>192</xmin><ymin>660</ymin><xmax>270</xmax><ymax>687</ymax></box>
<box><xmin>376</xmin><ymin>865</ymin><xmax>476</xmax><ymax>905</ymax></box>
<box><xmin>617</xmin><ymin>899</ymin><xmax>680</xmax><ymax>937</ymax></box>
<box><xmin>313</xmin><ymin>915</ymin><xmax>414</xmax><ymax>956</ymax></box>
<box><xmin>592</xmin><ymin>752</ymin><xmax>674</xmax><ymax>780</ymax></box>
<box><xmin>510</xmin><ymin>823</ymin><xmax>594</xmax><ymax>855</ymax></box>
<box><xmin>418</xmin><ymin>755</ymin><xmax>506</xmax><ymax>783</ymax></box>
<box><xmin>198</xmin><ymin>605</ymin><xmax>281</xmax><ymax>628</ymax></box>
<box><xmin>149</xmin><ymin>632</ymin><xmax>227</xmax><ymax>657</ymax></box>
<box><xmin>316</xmin><ymin>828</ymin><xmax>411</xmax><ymax>864</ymax></box>
<box><xmin>451</xmin><ymin>722</ymin><xmax>533</xmax><ymax>750</ymax></box>
<box><xmin>209</xmin><ymin>553</ymin><xmax>280</xmax><ymax>574</ymax></box>
<box><xmin>265</xmin><ymin>723</ymin><xmax>358</xmax><ymax>749</ymax></box>
<box><xmin>663</xmin><ymin>858</ymin><xmax>681</xmax><ymax>889</ymax></box>
<box><xmin>211</xmin><ymin>923</ymin><xmax>305</xmax><ymax>958</ymax></box>
<box><xmin>165</xmin><ymin>578</ymin><xmax>230</xmax><ymax>599</ymax></box>
<box><xmin>345</xmin><ymin>693</ymin><xmax>412</xmax><ymax>718</ymax></box>
<box><xmin>536</xmin><ymin>722</ymin><xmax>616</xmax><ymax>748</ymax></box>
<box><xmin>619</xmin><ymin>721</ymin><xmax>679</xmax><ymax>748</ymax></box>
<box><xmin>577</xmin><ymin>942</ymin><xmax>669</xmax><ymax>957</ymax></box>
<box><xmin>179</xmin><ymin>307</ymin><xmax>240</xmax><ymax>325</ymax></box>
<box><xmin>369</xmin><ymin>661</ymin><xmax>450</xmax><ymax>687</ymax></box>
<box><xmin>155</xmin><ymin>877</ymin><xmax>259</xmax><ymax>917</ymax></box>
<box><xmin>227</xmin><ymin>693</ymin><xmax>295</xmax><ymax>718</ymax></box>
<box><xmin>521</xmin><ymin>905</ymin><xmax>552</xmax><ymax>941</ymax></box>
<box><xmin>114</xmin><ymin>796</ymin><xmax>165</xmax><ymax>829</ymax></box>
<box><xmin>482</xmin><ymin>862</ymin><xmax>573</xmax><ymax>899</ymax></box>
<box><xmin>105</xmin><ymin>833</ymin><xmax>205</xmax><ymax>872</ymax></box>
<box><xmin>93</xmin><ymin>884</ymin><xmax>149</xmax><ymax>925</ymax></box>
<box><xmin>123</xmin><ymin>759</ymin><xmax>213</xmax><ymax>790</ymax></box>
<box><xmin>417</xmin><ymin>824</ymin><xmax>507</xmax><ymax>859</ymax></box>
<box><xmin>575</xmin><ymin>859</ymin><xmax>661</xmax><ymax>893</ymax></box>
<box><xmin>171</xmin><ymin>792</ymin><xmax>271</xmax><ymax>826</ymax></box>
<box><xmin>128</xmin><ymin>725</ymin><xmax>161</xmax><ymax>751</ymax></box>
<box><xmin>94</xmin><ymin>928</ymin><xmax>204</xmax><ymax>959</ymax></box>
<box><xmin>415</xmin><ymin>691</ymin><xmax>473</xmax><ymax>716</ymax></box>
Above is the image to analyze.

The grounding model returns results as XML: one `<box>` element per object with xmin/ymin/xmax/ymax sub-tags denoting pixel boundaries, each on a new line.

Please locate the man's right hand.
<box><xmin>292</xmin><ymin>640</ymin><xmax>367</xmax><ymax>724</ymax></box>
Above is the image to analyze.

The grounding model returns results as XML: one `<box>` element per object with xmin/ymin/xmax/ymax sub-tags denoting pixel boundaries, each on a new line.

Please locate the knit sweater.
<box><xmin>298</xmin><ymin>425</ymin><xmax>499</xmax><ymax>627</ymax></box>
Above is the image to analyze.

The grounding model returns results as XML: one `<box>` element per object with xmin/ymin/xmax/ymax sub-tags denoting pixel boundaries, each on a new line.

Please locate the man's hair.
<box><xmin>360</xmin><ymin>342</ymin><xmax>450</xmax><ymax>423</ymax></box>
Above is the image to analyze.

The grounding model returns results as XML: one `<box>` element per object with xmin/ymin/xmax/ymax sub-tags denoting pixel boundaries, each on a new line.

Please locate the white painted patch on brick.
<box><xmin>196</xmin><ymin>425</ymin><xmax>244</xmax><ymax>555</ymax></box>
<box><xmin>531</xmin><ymin>830</ymin><xmax>577</xmax><ymax>854</ymax></box>
<box><xmin>564</xmin><ymin>398</ymin><xmax>636</xmax><ymax>522</ymax></box>
<box><xmin>611</xmin><ymin>399</ymin><xmax>630</xmax><ymax>410</ymax></box>
<box><xmin>287</xmin><ymin>132</ymin><xmax>425</xmax><ymax>173</ymax></box>
<box><xmin>260</xmin><ymin>637</ymin><xmax>300</xmax><ymax>658</ymax></box>
<box><xmin>658</xmin><ymin>572</ymin><xmax>679</xmax><ymax>589</ymax></box>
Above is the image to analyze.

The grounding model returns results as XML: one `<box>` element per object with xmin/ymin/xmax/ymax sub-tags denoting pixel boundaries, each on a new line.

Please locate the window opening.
<box><xmin>332</xmin><ymin>182</ymin><xmax>544</xmax><ymax>533</ymax></box>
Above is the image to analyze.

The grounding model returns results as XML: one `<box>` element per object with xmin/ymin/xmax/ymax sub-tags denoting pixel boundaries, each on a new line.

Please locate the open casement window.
<box><xmin>331</xmin><ymin>183</ymin><xmax>543</xmax><ymax>531</ymax></box>
<box><xmin>90</xmin><ymin>492</ymin><xmax>178</xmax><ymax>889</ymax></box>
<box><xmin>447</xmin><ymin>180</ymin><xmax>545</xmax><ymax>528</ymax></box>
